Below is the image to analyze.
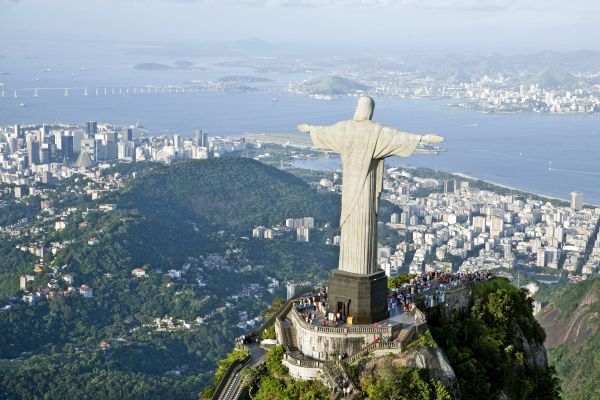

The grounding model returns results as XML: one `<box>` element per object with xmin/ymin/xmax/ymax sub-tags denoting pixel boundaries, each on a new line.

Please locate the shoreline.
<box><xmin>294</xmin><ymin>159</ymin><xmax>588</xmax><ymax>206</ymax></box>
<box><xmin>449</xmin><ymin>172</ymin><xmax>570</xmax><ymax>203</ymax></box>
<box><xmin>240</xmin><ymin>132</ymin><xmax>313</xmax><ymax>149</ymax></box>
<box><xmin>242</xmin><ymin>133</ymin><xmax>598</xmax><ymax>207</ymax></box>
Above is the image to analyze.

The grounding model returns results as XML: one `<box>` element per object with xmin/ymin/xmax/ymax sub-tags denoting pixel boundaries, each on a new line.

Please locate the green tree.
<box><xmin>362</xmin><ymin>366</ymin><xmax>450</xmax><ymax>400</ymax></box>
<box><xmin>265</xmin><ymin>345</ymin><xmax>287</xmax><ymax>377</ymax></box>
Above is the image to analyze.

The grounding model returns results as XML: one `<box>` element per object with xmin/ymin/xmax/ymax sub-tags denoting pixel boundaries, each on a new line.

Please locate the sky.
<box><xmin>0</xmin><ymin>0</ymin><xmax>599</xmax><ymax>54</ymax></box>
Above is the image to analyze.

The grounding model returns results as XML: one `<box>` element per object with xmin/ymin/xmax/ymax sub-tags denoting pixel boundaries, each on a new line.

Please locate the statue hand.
<box><xmin>422</xmin><ymin>134</ymin><xmax>444</xmax><ymax>144</ymax></box>
<box><xmin>297</xmin><ymin>124</ymin><xmax>311</xmax><ymax>133</ymax></box>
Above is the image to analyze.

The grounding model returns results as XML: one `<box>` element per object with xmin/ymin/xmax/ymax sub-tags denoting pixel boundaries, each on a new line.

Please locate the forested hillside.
<box><xmin>428</xmin><ymin>278</ymin><xmax>560</xmax><ymax>400</ymax></box>
<box><xmin>537</xmin><ymin>277</ymin><xmax>600</xmax><ymax>399</ymax></box>
<box><xmin>0</xmin><ymin>159</ymin><xmax>340</xmax><ymax>399</ymax></box>
<box><xmin>116</xmin><ymin>158</ymin><xmax>340</xmax><ymax>231</ymax></box>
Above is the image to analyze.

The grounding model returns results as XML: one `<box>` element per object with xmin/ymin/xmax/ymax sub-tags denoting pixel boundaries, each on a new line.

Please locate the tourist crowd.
<box><xmin>292</xmin><ymin>271</ymin><xmax>494</xmax><ymax>324</ymax></box>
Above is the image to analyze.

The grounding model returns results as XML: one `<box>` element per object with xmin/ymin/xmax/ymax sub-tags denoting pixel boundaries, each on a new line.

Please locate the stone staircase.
<box><xmin>322</xmin><ymin>362</ymin><xmax>345</xmax><ymax>399</ymax></box>
<box><xmin>335</xmin><ymin>360</ymin><xmax>360</xmax><ymax>398</ymax></box>
<box><xmin>281</xmin><ymin>318</ymin><xmax>298</xmax><ymax>351</ymax></box>
<box><xmin>323</xmin><ymin>360</ymin><xmax>361</xmax><ymax>400</ymax></box>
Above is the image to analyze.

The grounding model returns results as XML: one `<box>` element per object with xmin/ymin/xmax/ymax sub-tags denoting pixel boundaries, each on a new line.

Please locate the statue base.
<box><xmin>327</xmin><ymin>269</ymin><xmax>389</xmax><ymax>325</ymax></box>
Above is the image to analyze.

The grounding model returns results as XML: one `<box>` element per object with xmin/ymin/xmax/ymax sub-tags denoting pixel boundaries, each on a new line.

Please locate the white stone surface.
<box><xmin>283</xmin><ymin>360</ymin><xmax>324</xmax><ymax>382</ymax></box>
<box><xmin>298</xmin><ymin>96</ymin><xmax>443</xmax><ymax>275</ymax></box>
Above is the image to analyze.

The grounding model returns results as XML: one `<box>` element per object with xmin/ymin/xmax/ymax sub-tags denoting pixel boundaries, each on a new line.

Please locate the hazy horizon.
<box><xmin>1</xmin><ymin>0</ymin><xmax>600</xmax><ymax>55</ymax></box>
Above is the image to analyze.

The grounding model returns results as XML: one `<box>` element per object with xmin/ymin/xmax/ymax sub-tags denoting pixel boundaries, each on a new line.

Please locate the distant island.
<box><xmin>173</xmin><ymin>60</ymin><xmax>195</xmax><ymax>68</ymax></box>
<box><xmin>134</xmin><ymin>61</ymin><xmax>204</xmax><ymax>71</ymax></box>
<box><xmin>291</xmin><ymin>75</ymin><xmax>370</xmax><ymax>98</ymax></box>
<box><xmin>134</xmin><ymin>63</ymin><xmax>173</xmax><ymax>71</ymax></box>
<box><xmin>218</xmin><ymin>75</ymin><xmax>272</xmax><ymax>83</ymax></box>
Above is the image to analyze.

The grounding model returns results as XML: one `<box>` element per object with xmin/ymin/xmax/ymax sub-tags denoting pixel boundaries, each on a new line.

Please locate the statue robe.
<box><xmin>310</xmin><ymin>120</ymin><xmax>422</xmax><ymax>275</ymax></box>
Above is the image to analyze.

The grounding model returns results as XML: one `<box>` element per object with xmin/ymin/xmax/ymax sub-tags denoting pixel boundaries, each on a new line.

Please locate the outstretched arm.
<box><xmin>297</xmin><ymin>124</ymin><xmax>311</xmax><ymax>133</ymax></box>
<box><xmin>375</xmin><ymin>127</ymin><xmax>421</xmax><ymax>158</ymax></box>
<box><xmin>297</xmin><ymin>123</ymin><xmax>343</xmax><ymax>153</ymax></box>
<box><xmin>375</xmin><ymin>127</ymin><xmax>443</xmax><ymax>158</ymax></box>
<box><xmin>421</xmin><ymin>134</ymin><xmax>444</xmax><ymax>144</ymax></box>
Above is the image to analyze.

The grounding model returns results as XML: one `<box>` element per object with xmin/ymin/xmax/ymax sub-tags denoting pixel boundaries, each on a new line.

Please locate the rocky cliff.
<box><xmin>535</xmin><ymin>277</ymin><xmax>600</xmax><ymax>399</ymax></box>
<box><xmin>359</xmin><ymin>343</ymin><xmax>457</xmax><ymax>386</ymax></box>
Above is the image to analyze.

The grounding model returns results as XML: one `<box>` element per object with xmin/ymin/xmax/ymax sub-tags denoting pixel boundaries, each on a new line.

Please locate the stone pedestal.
<box><xmin>327</xmin><ymin>269</ymin><xmax>389</xmax><ymax>325</ymax></box>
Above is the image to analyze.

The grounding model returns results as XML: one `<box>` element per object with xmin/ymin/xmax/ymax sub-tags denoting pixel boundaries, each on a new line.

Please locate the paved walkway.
<box><xmin>295</xmin><ymin>304</ymin><xmax>417</xmax><ymax>329</ymax></box>
<box><xmin>215</xmin><ymin>343</ymin><xmax>266</xmax><ymax>400</ymax></box>
<box><xmin>247</xmin><ymin>342</ymin><xmax>266</xmax><ymax>367</ymax></box>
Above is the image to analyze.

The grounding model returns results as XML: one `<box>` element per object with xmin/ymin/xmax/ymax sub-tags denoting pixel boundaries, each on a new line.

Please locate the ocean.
<box><xmin>1</xmin><ymin>44</ymin><xmax>599</xmax><ymax>204</ymax></box>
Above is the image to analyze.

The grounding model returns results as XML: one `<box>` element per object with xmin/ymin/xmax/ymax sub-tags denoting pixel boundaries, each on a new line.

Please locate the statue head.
<box><xmin>353</xmin><ymin>96</ymin><xmax>375</xmax><ymax>122</ymax></box>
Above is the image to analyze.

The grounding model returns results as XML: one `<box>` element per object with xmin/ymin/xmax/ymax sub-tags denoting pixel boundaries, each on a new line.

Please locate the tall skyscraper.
<box><xmin>444</xmin><ymin>179</ymin><xmax>456</xmax><ymax>194</ymax></box>
<box><xmin>472</xmin><ymin>215</ymin><xmax>487</xmax><ymax>233</ymax></box>
<box><xmin>536</xmin><ymin>249</ymin><xmax>546</xmax><ymax>267</ymax></box>
<box><xmin>40</xmin><ymin>124</ymin><xmax>50</xmax><ymax>143</ymax></box>
<box><xmin>297</xmin><ymin>227</ymin><xmax>310</xmax><ymax>242</ymax></box>
<box><xmin>195</xmin><ymin>129</ymin><xmax>208</xmax><ymax>147</ymax></box>
<box><xmin>73</xmin><ymin>131</ymin><xmax>84</xmax><ymax>153</ymax></box>
<box><xmin>49</xmin><ymin>142</ymin><xmax>58</xmax><ymax>163</ymax></box>
<box><xmin>54</xmin><ymin>132</ymin><xmax>63</xmax><ymax>150</ymax></box>
<box><xmin>503</xmin><ymin>242</ymin><xmax>512</xmax><ymax>259</ymax></box>
<box><xmin>8</xmin><ymin>136</ymin><xmax>19</xmax><ymax>153</ymax></box>
<box><xmin>490</xmin><ymin>217</ymin><xmax>504</xmax><ymax>238</ymax></box>
<box><xmin>570</xmin><ymin>192</ymin><xmax>583</xmax><ymax>211</ymax></box>
<box><xmin>118</xmin><ymin>141</ymin><xmax>136</xmax><ymax>161</ymax></box>
<box><xmin>105</xmin><ymin>142</ymin><xmax>118</xmax><ymax>160</ymax></box>
<box><xmin>173</xmin><ymin>134</ymin><xmax>181</xmax><ymax>149</ymax></box>
<box><xmin>61</xmin><ymin>135</ymin><xmax>74</xmax><ymax>161</ymax></box>
<box><xmin>27</xmin><ymin>140</ymin><xmax>40</xmax><ymax>166</ymax></box>
<box><xmin>120</xmin><ymin>128</ymin><xmax>133</xmax><ymax>142</ymax></box>
<box><xmin>40</xmin><ymin>144</ymin><xmax>51</xmax><ymax>164</ymax></box>
<box><xmin>86</xmin><ymin>121</ymin><xmax>97</xmax><ymax>135</ymax></box>
<box><xmin>302</xmin><ymin>217</ymin><xmax>315</xmax><ymax>229</ymax></box>
<box><xmin>106</xmin><ymin>131</ymin><xmax>118</xmax><ymax>144</ymax></box>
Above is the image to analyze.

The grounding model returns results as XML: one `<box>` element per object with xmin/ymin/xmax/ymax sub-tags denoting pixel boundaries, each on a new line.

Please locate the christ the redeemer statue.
<box><xmin>298</xmin><ymin>96</ymin><xmax>443</xmax><ymax>277</ymax></box>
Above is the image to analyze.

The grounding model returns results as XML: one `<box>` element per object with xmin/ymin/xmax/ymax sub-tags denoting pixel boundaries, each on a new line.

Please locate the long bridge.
<box><xmin>0</xmin><ymin>85</ymin><xmax>210</xmax><ymax>99</ymax></box>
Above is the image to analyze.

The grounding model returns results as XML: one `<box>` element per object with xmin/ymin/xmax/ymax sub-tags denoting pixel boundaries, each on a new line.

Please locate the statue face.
<box><xmin>353</xmin><ymin>96</ymin><xmax>375</xmax><ymax>121</ymax></box>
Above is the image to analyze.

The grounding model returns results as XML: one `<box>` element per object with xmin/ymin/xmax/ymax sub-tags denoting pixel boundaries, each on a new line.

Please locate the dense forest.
<box><xmin>0</xmin><ymin>239</ymin><xmax>37</xmax><ymax>300</ymax></box>
<box><xmin>428</xmin><ymin>278</ymin><xmax>561</xmax><ymax>400</ymax></box>
<box><xmin>116</xmin><ymin>158</ymin><xmax>341</xmax><ymax>232</ymax></box>
<box><xmin>0</xmin><ymin>159</ymin><xmax>340</xmax><ymax>399</ymax></box>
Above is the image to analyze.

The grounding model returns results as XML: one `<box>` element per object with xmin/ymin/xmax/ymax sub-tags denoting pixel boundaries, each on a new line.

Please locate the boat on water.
<box><xmin>19</xmin><ymin>103</ymin><xmax>26</xmax><ymax>107</ymax></box>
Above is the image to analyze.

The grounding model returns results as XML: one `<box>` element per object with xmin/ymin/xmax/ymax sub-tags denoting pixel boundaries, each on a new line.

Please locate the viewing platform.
<box><xmin>274</xmin><ymin>291</ymin><xmax>428</xmax><ymax>389</ymax></box>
